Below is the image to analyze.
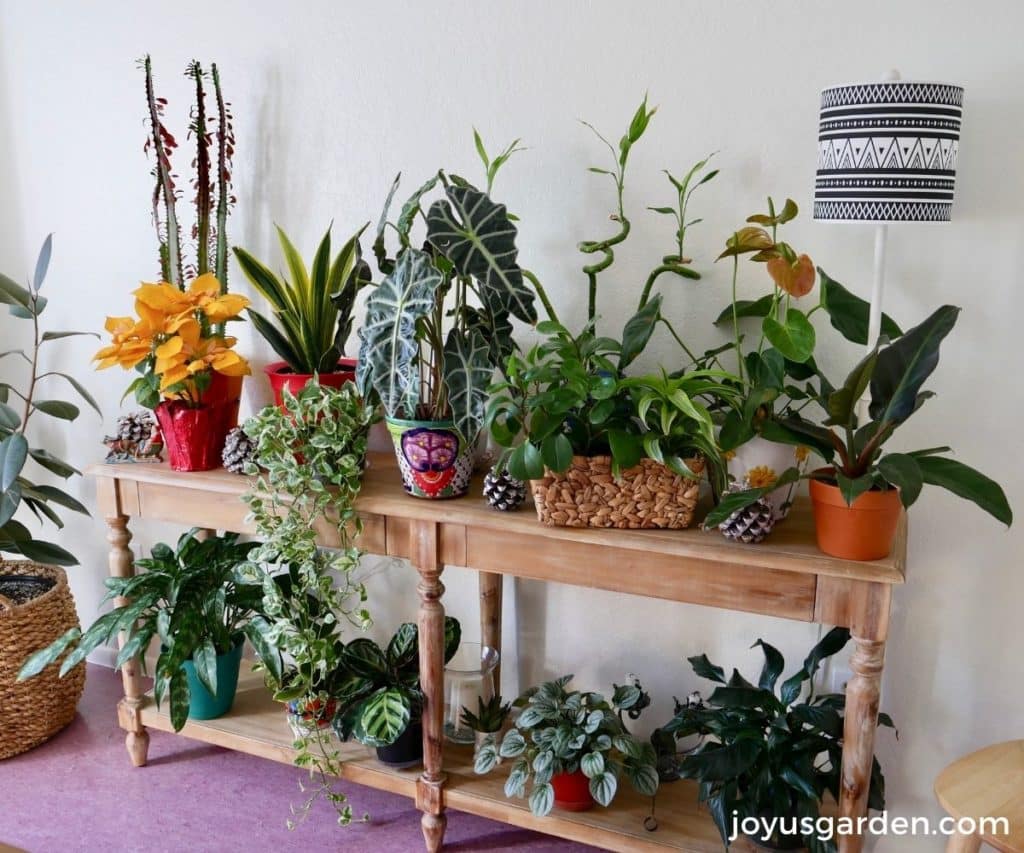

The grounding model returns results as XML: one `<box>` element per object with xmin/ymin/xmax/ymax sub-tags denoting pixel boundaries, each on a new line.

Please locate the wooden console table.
<box><xmin>89</xmin><ymin>454</ymin><xmax>906</xmax><ymax>852</ymax></box>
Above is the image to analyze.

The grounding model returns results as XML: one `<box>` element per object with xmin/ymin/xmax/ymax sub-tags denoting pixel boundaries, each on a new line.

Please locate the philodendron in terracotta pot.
<box><xmin>706</xmin><ymin>302</ymin><xmax>1012</xmax><ymax>560</ymax></box>
<box><xmin>357</xmin><ymin>136</ymin><xmax>545</xmax><ymax>499</ymax></box>
<box><xmin>233</xmin><ymin>225</ymin><xmax>372</xmax><ymax>408</ymax></box>
<box><xmin>473</xmin><ymin>675</ymin><xmax>658</xmax><ymax>816</ymax></box>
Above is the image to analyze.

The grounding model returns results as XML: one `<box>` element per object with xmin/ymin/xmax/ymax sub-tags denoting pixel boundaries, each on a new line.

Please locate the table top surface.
<box><xmin>88</xmin><ymin>453</ymin><xmax>907</xmax><ymax>584</ymax></box>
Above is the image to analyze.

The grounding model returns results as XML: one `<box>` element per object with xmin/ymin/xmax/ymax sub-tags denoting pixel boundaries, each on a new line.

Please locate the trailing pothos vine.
<box><xmin>240</xmin><ymin>381</ymin><xmax>375</xmax><ymax>827</ymax></box>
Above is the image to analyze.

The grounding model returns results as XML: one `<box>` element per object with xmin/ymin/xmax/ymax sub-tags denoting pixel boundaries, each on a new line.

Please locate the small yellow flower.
<box><xmin>795</xmin><ymin>445</ymin><xmax>810</xmax><ymax>463</ymax></box>
<box><xmin>747</xmin><ymin>465</ymin><xmax>778</xmax><ymax>489</ymax></box>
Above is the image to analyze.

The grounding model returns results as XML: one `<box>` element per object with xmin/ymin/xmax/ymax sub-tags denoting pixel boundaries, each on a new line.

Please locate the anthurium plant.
<box><xmin>0</xmin><ymin>236</ymin><xmax>98</xmax><ymax>566</ymax></box>
<box><xmin>474</xmin><ymin>675</ymin><xmax>659</xmax><ymax>817</ymax></box>
<box><xmin>95</xmin><ymin>273</ymin><xmax>250</xmax><ymax>408</ymax></box>
<box><xmin>705</xmin><ymin>304</ymin><xmax>1012</xmax><ymax>527</ymax></box>
<box><xmin>233</xmin><ymin>224</ymin><xmax>371</xmax><ymax>375</ymax></box>
<box><xmin>659</xmin><ymin>629</ymin><xmax>895</xmax><ymax>852</ymax></box>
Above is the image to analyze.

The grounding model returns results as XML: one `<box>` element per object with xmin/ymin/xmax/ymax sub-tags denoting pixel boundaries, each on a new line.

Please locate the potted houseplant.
<box><xmin>357</xmin><ymin>131</ymin><xmax>548</xmax><ymax>499</ymax></box>
<box><xmin>0</xmin><ymin>236</ymin><xmax>97</xmax><ymax>758</ymax></box>
<box><xmin>239</xmin><ymin>380</ymin><xmax>375</xmax><ymax>827</ymax></box>
<box><xmin>233</xmin><ymin>224</ymin><xmax>372</xmax><ymax>408</ymax></box>
<box><xmin>21</xmin><ymin>530</ymin><xmax>276</xmax><ymax>730</ymax></box>
<box><xmin>94</xmin><ymin>274</ymin><xmax>251</xmax><ymax>471</ymax></box>
<box><xmin>706</xmin><ymin>303</ymin><xmax>1012</xmax><ymax>560</ymax></box>
<box><xmin>332</xmin><ymin>617</ymin><xmax>461</xmax><ymax>767</ymax></box>
<box><xmin>460</xmin><ymin>694</ymin><xmax>513</xmax><ymax>751</ymax></box>
<box><xmin>660</xmin><ymin>629</ymin><xmax>895</xmax><ymax>852</ymax></box>
<box><xmin>474</xmin><ymin>675</ymin><xmax>659</xmax><ymax>815</ymax></box>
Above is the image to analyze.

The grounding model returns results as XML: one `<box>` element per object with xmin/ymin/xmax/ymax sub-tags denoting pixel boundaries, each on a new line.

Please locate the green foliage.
<box><xmin>0</xmin><ymin>237</ymin><xmax>98</xmax><ymax>566</ymax></box>
<box><xmin>332</xmin><ymin>617</ymin><xmax>461</xmax><ymax>747</ymax></box>
<box><xmin>474</xmin><ymin>675</ymin><xmax>659</xmax><ymax>816</ymax></box>
<box><xmin>461</xmin><ymin>694</ymin><xmax>512</xmax><ymax>734</ymax></box>
<box><xmin>233</xmin><ymin>224</ymin><xmax>371</xmax><ymax>373</ymax></box>
<box><xmin>19</xmin><ymin>530</ymin><xmax>271</xmax><ymax>732</ymax></box>
<box><xmin>659</xmin><ymin>630</ymin><xmax>895</xmax><ymax>851</ymax></box>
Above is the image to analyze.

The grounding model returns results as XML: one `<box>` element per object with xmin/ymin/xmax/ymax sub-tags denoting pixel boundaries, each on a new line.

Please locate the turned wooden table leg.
<box><xmin>838</xmin><ymin>581</ymin><xmax>891</xmax><ymax>853</ymax></box>
<box><xmin>479</xmin><ymin>572</ymin><xmax>502</xmax><ymax>694</ymax></box>
<box><xmin>945</xmin><ymin>832</ymin><xmax>982</xmax><ymax>853</ymax></box>
<box><xmin>107</xmin><ymin>514</ymin><xmax>149</xmax><ymax>768</ymax></box>
<box><xmin>412</xmin><ymin>520</ymin><xmax>447</xmax><ymax>852</ymax></box>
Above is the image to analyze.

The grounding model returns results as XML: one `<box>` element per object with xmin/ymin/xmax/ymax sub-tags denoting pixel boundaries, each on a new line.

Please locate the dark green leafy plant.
<box><xmin>461</xmin><ymin>694</ymin><xmax>512</xmax><ymax>734</ymax></box>
<box><xmin>662</xmin><ymin>629</ymin><xmax>895</xmax><ymax>852</ymax></box>
<box><xmin>0</xmin><ymin>236</ymin><xmax>99</xmax><ymax>566</ymax></box>
<box><xmin>233</xmin><ymin>224</ymin><xmax>371</xmax><ymax>374</ymax></box>
<box><xmin>19</xmin><ymin>530</ymin><xmax>273</xmax><ymax>733</ymax></box>
<box><xmin>706</xmin><ymin>303</ymin><xmax>1012</xmax><ymax>527</ymax></box>
<box><xmin>332</xmin><ymin>617</ymin><xmax>461</xmax><ymax>747</ymax></box>
<box><xmin>474</xmin><ymin>675</ymin><xmax>659</xmax><ymax>817</ymax></box>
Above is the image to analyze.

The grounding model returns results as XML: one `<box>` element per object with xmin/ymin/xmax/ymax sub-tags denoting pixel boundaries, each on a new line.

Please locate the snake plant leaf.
<box><xmin>357</xmin><ymin>686</ymin><xmax>411</xmax><ymax>747</ymax></box>
<box><xmin>869</xmin><ymin>305</ymin><xmax>959</xmax><ymax>427</ymax></box>
<box><xmin>442</xmin><ymin>327</ymin><xmax>492</xmax><ymax>446</ymax></box>
<box><xmin>356</xmin><ymin>249</ymin><xmax>443</xmax><ymax>418</ymax></box>
<box><xmin>426</xmin><ymin>185</ymin><xmax>536</xmax><ymax>324</ymax></box>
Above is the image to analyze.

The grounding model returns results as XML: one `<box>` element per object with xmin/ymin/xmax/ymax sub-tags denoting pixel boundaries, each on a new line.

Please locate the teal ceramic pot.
<box><xmin>180</xmin><ymin>638</ymin><xmax>244</xmax><ymax>721</ymax></box>
<box><xmin>385</xmin><ymin>417</ymin><xmax>474</xmax><ymax>499</ymax></box>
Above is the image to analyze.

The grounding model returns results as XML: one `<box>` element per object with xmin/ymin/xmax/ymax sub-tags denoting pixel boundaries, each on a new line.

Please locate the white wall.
<box><xmin>2</xmin><ymin>1</ymin><xmax>1022</xmax><ymax>848</ymax></box>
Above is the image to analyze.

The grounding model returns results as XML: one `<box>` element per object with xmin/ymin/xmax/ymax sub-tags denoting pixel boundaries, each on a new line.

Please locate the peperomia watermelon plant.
<box><xmin>474</xmin><ymin>675</ymin><xmax>659</xmax><ymax>817</ymax></box>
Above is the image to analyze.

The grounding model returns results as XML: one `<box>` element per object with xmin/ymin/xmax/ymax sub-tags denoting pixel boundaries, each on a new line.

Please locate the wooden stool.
<box><xmin>935</xmin><ymin>740</ymin><xmax>1024</xmax><ymax>852</ymax></box>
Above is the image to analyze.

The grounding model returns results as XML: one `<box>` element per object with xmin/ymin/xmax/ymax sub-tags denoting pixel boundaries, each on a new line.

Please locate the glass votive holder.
<box><xmin>444</xmin><ymin>642</ymin><xmax>499</xmax><ymax>744</ymax></box>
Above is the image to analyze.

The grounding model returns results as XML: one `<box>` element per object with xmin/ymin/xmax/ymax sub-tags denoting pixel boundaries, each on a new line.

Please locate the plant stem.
<box><xmin>20</xmin><ymin>298</ymin><xmax>40</xmax><ymax>433</ymax></box>
<box><xmin>521</xmin><ymin>268</ymin><xmax>558</xmax><ymax>323</ymax></box>
<box><xmin>659</xmin><ymin>317</ymin><xmax>701</xmax><ymax>366</ymax></box>
<box><xmin>730</xmin><ymin>257</ymin><xmax>744</xmax><ymax>384</ymax></box>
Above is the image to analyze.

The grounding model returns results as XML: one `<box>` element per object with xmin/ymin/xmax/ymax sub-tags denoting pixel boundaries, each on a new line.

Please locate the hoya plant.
<box><xmin>474</xmin><ymin>675</ymin><xmax>659</xmax><ymax>817</ymax></box>
<box><xmin>706</xmin><ymin>303</ymin><xmax>1013</xmax><ymax>527</ymax></box>
<box><xmin>659</xmin><ymin>629</ymin><xmax>895</xmax><ymax>852</ymax></box>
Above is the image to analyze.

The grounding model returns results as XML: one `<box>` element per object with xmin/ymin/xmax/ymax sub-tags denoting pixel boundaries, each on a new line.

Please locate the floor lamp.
<box><xmin>813</xmin><ymin>76</ymin><xmax>965</xmax><ymax>413</ymax></box>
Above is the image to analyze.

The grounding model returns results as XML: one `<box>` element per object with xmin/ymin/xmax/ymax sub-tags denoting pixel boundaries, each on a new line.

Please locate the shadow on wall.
<box><xmin>0</xmin><ymin>47</ymin><xmax>25</xmax><ymax>285</ymax></box>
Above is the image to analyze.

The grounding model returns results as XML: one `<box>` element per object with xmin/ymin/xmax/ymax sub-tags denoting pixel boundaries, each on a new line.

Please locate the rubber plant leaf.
<box><xmin>426</xmin><ymin>184</ymin><xmax>536</xmax><ymax>323</ymax></box>
<box><xmin>356</xmin><ymin>248</ymin><xmax>443</xmax><ymax>418</ymax></box>
<box><xmin>442</xmin><ymin>327</ymin><xmax>492</xmax><ymax>446</ymax></box>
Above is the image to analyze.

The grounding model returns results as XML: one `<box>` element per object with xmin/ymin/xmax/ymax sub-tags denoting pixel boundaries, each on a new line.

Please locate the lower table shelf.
<box><xmin>136</xmin><ymin>665</ymin><xmax>755</xmax><ymax>852</ymax></box>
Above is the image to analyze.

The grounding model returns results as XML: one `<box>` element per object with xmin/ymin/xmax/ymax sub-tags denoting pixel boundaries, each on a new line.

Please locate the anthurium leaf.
<box><xmin>714</xmin><ymin>294</ymin><xmax>775</xmax><ymax>326</ymax></box>
<box><xmin>442</xmin><ymin>327</ymin><xmax>492</xmax><ymax>447</ymax></box>
<box><xmin>426</xmin><ymin>184</ymin><xmax>535</xmax><ymax>323</ymax></box>
<box><xmin>619</xmin><ymin>294</ymin><xmax>662</xmax><ymax>369</ymax></box>
<box><xmin>877</xmin><ymin>453</ymin><xmax>923</xmax><ymax>508</ymax></box>
<box><xmin>0</xmin><ymin>434</ymin><xmax>28</xmax><ymax>490</ymax></box>
<box><xmin>819</xmin><ymin>268</ymin><xmax>902</xmax><ymax>345</ymax></box>
<box><xmin>762</xmin><ymin>308</ymin><xmax>815</xmax><ymax>363</ymax></box>
<box><xmin>356</xmin><ymin>248</ymin><xmax>443</xmax><ymax>417</ymax></box>
<box><xmin>869</xmin><ymin>305</ymin><xmax>960</xmax><ymax>426</ymax></box>
<box><xmin>916</xmin><ymin>456</ymin><xmax>1013</xmax><ymax>526</ymax></box>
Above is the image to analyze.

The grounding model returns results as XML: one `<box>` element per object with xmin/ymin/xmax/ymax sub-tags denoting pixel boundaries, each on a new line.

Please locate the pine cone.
<box><xmin>483</xmin><ymin>467</ymin><xmax>526</xmax><ymax>511</ymax></box>
<box><xmin>116</xmin><ymin>411</ymin><xmax>155</xmax><ymax>443</ymax></box>
<box><xmin>719</xmin><ymin>490</ymin><xmax>776</xmax><ymax>544</ymax></box>
<box><xmin>221</xmin><ymin>426</ymin><xmax>257</xmax><ymax>474</ymax></box>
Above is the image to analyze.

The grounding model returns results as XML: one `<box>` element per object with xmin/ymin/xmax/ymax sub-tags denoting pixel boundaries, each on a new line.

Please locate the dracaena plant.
<box><xmin>233</xmin><ymin>225</ymin><xmax>372</xmax><ymax>375</ymax></box>
<box><xmin>474</xmin><ymin>675</ymin><xmax>659</xmax><ymax>817</ymax></box>
<box><xmin>332</xmin><ymin>617</ymin><xmax>461</xmax><ymax>747</ymax></box>
<box><xmin>356</xmin><ymin>132</ymin><xmax>550</xmax><ymax>449</ymax></box>
<box><xmin>19</xmin><ymin>530</ymin><xmax>276</xmax><ymax>733</ymax></box>
<box><xmin>660</xmin><ymin>629</ymin><xmax>895</xmax><ymax>853</ymax></box>
<box><xmin>0</xmin><ymin>236</ymin><xmax>99</xmax><ymax>566</ymax></box>
<box><xmin>705</xmin><ymin>303</ymin><xmax>1012</xmax><ymax>527</ymax></box>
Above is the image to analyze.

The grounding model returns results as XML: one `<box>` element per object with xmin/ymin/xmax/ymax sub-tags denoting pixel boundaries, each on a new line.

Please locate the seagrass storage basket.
<box><xmin>530</xmin><ymin>455</ymin><xmax>704</xmax><ymax>529</ymax></box>
<box><xmin>0</xmin><ymin>561</ymin><xmax>86</xmax><ymax>759</ymax></box>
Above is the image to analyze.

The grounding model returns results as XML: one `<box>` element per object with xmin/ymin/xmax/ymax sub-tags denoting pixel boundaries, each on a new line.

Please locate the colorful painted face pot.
<box><xmin>386</xmin><ymin>419</ymin><xmax>474</xmax><ymax>499</ymax></box>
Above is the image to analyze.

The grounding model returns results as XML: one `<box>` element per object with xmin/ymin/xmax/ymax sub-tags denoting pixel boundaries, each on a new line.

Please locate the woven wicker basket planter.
<box><xmin>530</xmin><ymin>455</ymin><xmax>704</xmax><ymax>529</ymax></box>
<box><xmin>0</xmin><ymin>561</ymin><xmax>86</xmax><ymax>760</ymax></box>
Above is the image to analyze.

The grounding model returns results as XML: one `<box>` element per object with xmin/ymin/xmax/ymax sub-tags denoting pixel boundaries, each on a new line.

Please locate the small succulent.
<box><xmin>460</xmin><ymin>694</ymin><xmax>512</xmax><ymax>734</ymax></box>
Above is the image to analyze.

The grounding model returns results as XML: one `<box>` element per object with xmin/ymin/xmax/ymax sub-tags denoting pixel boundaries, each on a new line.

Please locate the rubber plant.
<box><xmin>20</xmin><ymin>530</ymin><xmax>276</xmax><ymax>731</ymax></box>
<box><xmin>705</xmin><ymin>303</ymin><xmax>1013</xmax><ymax>530</ymax></box>
<box><xmin>0</xmin><ymin>236</ymin><xmax>98</xmax><ymax>567</ymax></box>
<box><xmin>474</xmin><ymin>675</ymin><xmax>659</xmax><ymax>817</ymax></box>
<box><xmin>239</xmin><ymin>380</ymin><xmax>375</xmax><ymax>827</ymax></box>
<box><xmin>658</xmin><ymin>628</ymin><xmax>895</xmax><ymax>852</ymax></box>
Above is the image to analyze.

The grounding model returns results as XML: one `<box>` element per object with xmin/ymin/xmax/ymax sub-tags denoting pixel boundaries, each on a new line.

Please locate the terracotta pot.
<box><xmin>264</xmin><ymin>359</ymin><xmax>357</xmax><ymax>409</ymax></box>
<box><xmin>551</xmin><ymin>769</ymin><xmax>594</xmax><ymax>812</ymax></box>
<box><xmin>809</xmin><ymin>477</ymin><xmax>902</xmax><ymax>561</ymax></box>
<box><xmin>385</xmin><ymin>417</ymin><xmax>474</xmax><ymax>499</ymax></box>
<box><xmin>154</xmin><ymin>392</ymin><xmax>238</xmax><ymax>472</ymax></box>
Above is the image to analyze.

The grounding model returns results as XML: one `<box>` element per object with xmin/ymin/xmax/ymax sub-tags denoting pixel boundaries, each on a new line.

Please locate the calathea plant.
<box><xmin>474</xmin><ymin>675</ymin><xmax>659</xmax><ymax>817</ymax></box>
<box><xmin>0</xmin><ymin>236</ymin><xmax>98</xmax><ymax>566</ymax></box>
<box><xmin>660</xmin><ymin>629</ymin><xmax>895</xmax><ymax>852</ymax></box>
<box><xmin>705</xmin><ymin>303</ymin><xmax>1013</xmax><ymax>528</ymax></box>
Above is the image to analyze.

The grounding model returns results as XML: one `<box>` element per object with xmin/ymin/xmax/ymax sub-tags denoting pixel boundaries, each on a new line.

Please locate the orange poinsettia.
<box><xmin>95</xmin><ymin>274</ymin><xmax>251</xmax><ymax>406</ymax></box>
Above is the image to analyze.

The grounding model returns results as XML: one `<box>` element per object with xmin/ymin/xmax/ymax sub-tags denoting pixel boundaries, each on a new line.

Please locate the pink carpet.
<box><xmin>1</xmin><ymin>665</ymin><xmax>594</xmax><ymax>852</ymax></box>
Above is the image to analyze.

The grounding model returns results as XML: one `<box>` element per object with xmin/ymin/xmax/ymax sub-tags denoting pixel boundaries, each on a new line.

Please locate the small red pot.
<box><xmin>155</xmin><ymin>395</ymin><xmax>237</xmax><ymax>472</ymax></box>
<box><xmin>264</xmin><ymin>359</ymin><xmax>357</xmax><ymax>409</ymax></box>
<box><xmin>551</xmin><ymin>770</ymin><xmax>594</xmax><ymax>812</ymax></box>
<box><xmin>809</xmin><ymin>477</ymin><xmax>902</xmax><ymax>561</ymax></box>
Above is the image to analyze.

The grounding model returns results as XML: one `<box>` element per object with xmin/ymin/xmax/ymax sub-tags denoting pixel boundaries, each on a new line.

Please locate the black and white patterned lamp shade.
<box><xmin>814</xmin><ymin>81</ymin><xmax>964</xmax><ymax>222</ymax></box>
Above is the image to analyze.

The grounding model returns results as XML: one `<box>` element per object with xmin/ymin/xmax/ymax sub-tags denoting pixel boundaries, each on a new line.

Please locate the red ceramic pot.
<box><xmin>154</xmin><ymin>394</ymin><xmax>238</xmax><ymax>472</ymax></box>
<box><xmin>551</xmin><ymin>770</ymin><xmax>594</xmax><ymax>812</ymax></box>
<box><xmin>264</xmin><ymin>359</ymin><xmax>357</xmax><ymax>409</ymax></box>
